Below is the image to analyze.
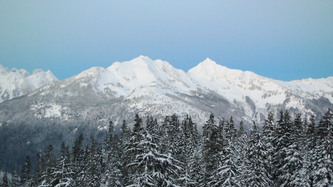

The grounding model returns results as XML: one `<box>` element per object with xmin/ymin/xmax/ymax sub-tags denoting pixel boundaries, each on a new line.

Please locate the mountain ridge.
<box><xmin>1</xmin><ymin>56</ymin><xmax>332</xmax><ymax>124</ymax></box>
<box><xmin>0</xmin><ymin>65</ymin><xmax>58</xmax><ymax>103</ymax></box>
<box><xmin>1</xmin><ymin>56</ymin><xmax>332</xmax><ymax>173</ymax></box>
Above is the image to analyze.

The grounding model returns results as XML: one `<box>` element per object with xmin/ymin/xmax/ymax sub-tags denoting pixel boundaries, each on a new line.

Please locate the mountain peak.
<box><xmin>188</xmin><ymin>58</ymin><xmax>228</xmax><ymax>75</ymax></box>
<box><xmin>201</xmin><ymin>58</ymin><xmax>217</xmax><ymax>65</ymax></box>
<box><xmin>0</xmin><ymin>66</ymin><xmax>58</xmax><ymax>103</ymax></box>
<box><xmin>129</xmin><ymin>55</ymin><xmax>154</xmax><ymax>64</ymax></box>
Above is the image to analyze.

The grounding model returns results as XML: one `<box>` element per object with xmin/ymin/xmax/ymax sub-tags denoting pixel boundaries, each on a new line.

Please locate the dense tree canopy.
<box><xmin>1</xmin><ymin>109</ymin><xmax>332</xmax><ymax>186</ymax></box>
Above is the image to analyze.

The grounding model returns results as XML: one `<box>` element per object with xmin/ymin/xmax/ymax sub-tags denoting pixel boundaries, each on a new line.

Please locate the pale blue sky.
<box><xmin>0</xmin><ymin>0</ymin><xmax>332</xmax><ymax>80</ymax></box>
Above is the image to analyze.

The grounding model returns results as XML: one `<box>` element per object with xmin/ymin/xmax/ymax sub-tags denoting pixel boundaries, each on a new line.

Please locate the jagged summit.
<box><xmin>0</xmin><ymin>65</ymin><xmax>58</xmax><ymax>103</ymax></box>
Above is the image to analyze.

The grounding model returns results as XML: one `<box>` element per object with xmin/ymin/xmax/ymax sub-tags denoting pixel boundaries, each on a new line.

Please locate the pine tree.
<box><xmin>102</xmin><ymin>120</ymin><xmax>124</xmax><ymax>187</ymax></box>
<box><xmin>209</xmin><ymin>143</ymin><xmax>240</xmax><ymax>187</ymax></box>
<box><xmin>121</xmin><ymin>119</ymin><xmax>131</xmax><ymax>142</ymax></box>
<box><xmin>272</xmin><ymin>110</ymin><xmax>293</xmax><ymax>184</ymax></box>
<box><xmin>127</xmin><ymin>130</ymin><xmax>181</xmax><ymax>186</ymax></box>
<box><xmin>243</xmin><ymin>123</ymin><xmax>272</xmax><ymax>187</ymax></box>
<box><xmin>238</xmin><ymin>121</ymin><xmax>245</xmax><ymax>137</ymax></box>
<box><xmin>179</xmin><ymin>147</ymin><xmax>201</xmax><ymax>187</ymax></box>
<box><xmin>52</xmin><ymin>141</ymin><xmax>75</xmax><ymax>187</ymax></box>
<box><xmin>31</xmin><ymin>151</ymin><xmax>44</xmax><ymax>186</ymax></box>
<box><xmin>11</xmin><ymin>170</ymin><xmax>21</xmax><ymax>187</ymax></box>
<box><xmin>178</xmin><ymin>116</ymin><xmax>198</xmax><ymax>186</ymax></box>
<box><xmin>205</xmin><ymin>115</ymin><xmax>241</xmax><ymax>186</ymax></box>
<box><xmin>262</xmin><ymin>112</ymin><xmax>275</xmax><ymax>179</ymax></box>
<box><xmin>234</xmin><ymin>121</ymin><xmax>248</xmax><ymax>186</ymax></box>
<box><xmin>71</xmin><ymin>133</ymin><xmax>85</xmax><ymax>186</ymax></box>
<box><xmin>34</xmin><ymin>145</ymin><xmax>58</xmax><ymax>186</ymax></box>
<box><xmin>160</xmin><ymin>114</ymin><xmax>183</xmax><ymax>160</ymax></box>
<box><xmin>277</xmin><ymin>143</ymin><xmax>303</xmax><ymax>186</ymax></box>
<box><xmin>2</xmin><ymin>173</ymin><xmax>9</xmax><ymax>187</ymax></box>
<box><xmin>226</xmin><ymin>116</ymin><xmax>236</xmax><ymax>140</ymax></box>
<box><xmin>21</xmin><ymin>155</ymin><xmax>31</xmax><ymax>185</ymax></box>
<box><xmin>312</xmin><ymin>109</ymin><xmax>333</xmax><ymax>186</ymax></box>
<box><xmin>201</xmin><ymin>113</ymin><xmax>223</xmax><ymax>185</ymax></box>
<box><xmin>124</xmin><ymin>114</ymin><xmax>145</xmax><ymax>186</ymax></box>
<box><xmin>133</xmin><ymin>114</ymin><xmax>143</xmax><ymax>133</ymax></box>
<box><xmin>81</xmin><ymin>135</ymin><xmax>101</xmax><ymax>187</ymax></box>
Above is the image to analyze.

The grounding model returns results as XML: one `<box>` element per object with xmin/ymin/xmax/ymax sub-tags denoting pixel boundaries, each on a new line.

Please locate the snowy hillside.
<box><xmin>0</xmin><ymin>65</ymin><xmax>58</xmax><ymax>103</ymax></box>
<box><xmin>188</xmin><ymin>58</ymin><xmax>333</xmax><ymax>118</ymax></box>
<box><xmin>0</xmin><ymin>56</ymin><xmax>332</xmax><ymax>125</ymax></box>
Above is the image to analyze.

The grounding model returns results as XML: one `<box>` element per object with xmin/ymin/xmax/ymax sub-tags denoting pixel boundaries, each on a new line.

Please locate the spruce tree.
<box><xmin>71</xmin><ymin>133</ymin><xmax>85</xmax><ymax>186</ymax></box>
<box><xmin>201</xmin><ymin>113</ymin><xmax>222</xmax><ymax>185</ymax></box>
<box><xmin>124</xmin><ymin>114</ymin><xmax>145</xmax><ymax>186</ymax></box>
<box><xmin>81</xmin><ymin>135</ymin><xmax>101</xmax><ymax>187</ymax></box>
<box><xmin>178</xmin><ymin>116</ymin><xmax>198</xmax><ymax>186</ymax></box>
<box><xmin>243</xmin><ymin>123</ymin><xmax>272</xmax><ymax>187</ymax></box>
<box><xmin>11</xmin><ymin>170</ymin><xmax>21</xmax><ymax>187</ymax></box>
<box><xmin>21</xmin><ymin>155</ymin><xmax>31</xmax><ymax>185</ymax></box>
<box><xmin>2</xmin><ymin>173</ymin><xmax>9</xmax><ymax>187</ymax></box>
<box><xmin>312</xmin><ymin>109</ymin><xmax>333</xmax><ymax>186</ymax></box>
<box><xmin>102</xmin><ymin>120</ymin><xmax>124</xmax><ymax>187</ymax></box>
<box><xmin>121</xmin><ymin>119</ymin><xmax>131</xmax><ymax>142</ymax></box>
<box><xmin>127</xmin><ymin>130</ymin><xmax>181</xmax><ymax>186</ymax></box>
<box><xmin>262</xmin><ymin>112</ymin><xmax>275</xmax><ymax>179</ymax></box>
<box><xmin>52</xmin><ymin>141</ymin><xmax>75</xmax><ymax>187</ymax></box>
<box><xmin>272</xmin><ymin>110</ymin><xmax>293</xmax><ymax>184</ymax></box>
<box><xmin>209</xmin><ymin>142</ymin><xmax>240</xmax><ymax>187</ymax></box>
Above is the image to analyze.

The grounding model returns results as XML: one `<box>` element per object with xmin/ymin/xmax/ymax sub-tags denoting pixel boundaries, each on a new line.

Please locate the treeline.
<box><xmin>1</xmin><ymin>110</ymin><xmax>333</xmax><ymax>187</ymax></box>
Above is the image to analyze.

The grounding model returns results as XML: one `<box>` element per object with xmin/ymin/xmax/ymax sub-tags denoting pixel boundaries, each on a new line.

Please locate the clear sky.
<box><xmin>0</xmin><ymin>0</ymin><xmax>332</xmax><ymax>81</ymax></box>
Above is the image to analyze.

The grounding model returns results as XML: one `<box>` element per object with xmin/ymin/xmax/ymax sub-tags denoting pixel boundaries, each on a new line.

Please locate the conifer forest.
<box><xmin>1</xmin><ymin>110</ymin><xmax>333</xmax><ymax>187</ymax></box>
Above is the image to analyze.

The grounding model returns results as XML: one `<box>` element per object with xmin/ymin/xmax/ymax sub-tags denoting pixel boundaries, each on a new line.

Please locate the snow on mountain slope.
<box><xmin>280</xmin><ymin>77</ymin><xmax>333</xmax><ymax>103</ymax></box>
<box><xmin>68</xmin><ymin>55</ymin><xmax>197</xmax><ymax>97</ymax></box>
<box><xmin>25</xmin><ymin>56</ymin><xmax>204</xmax><ymax>121</ymax></box>
<box><xmin>188</xmin><ymin>58</ymin><xmax>287</xmax><ymax>108</ymax></box>
<box><xmin>188</xmin><ymin>58</ymin><xmax>333</xmax><ymax>119</ymax></box>
<box><xmin>0</xmin><ymin>56</ymin><xmax>332</xmax><ymax>125</ymax></box>
<box><xmin>0</xmin><ymin>65</ymin><xmax>58</xmax><ymax>103</ymax></box>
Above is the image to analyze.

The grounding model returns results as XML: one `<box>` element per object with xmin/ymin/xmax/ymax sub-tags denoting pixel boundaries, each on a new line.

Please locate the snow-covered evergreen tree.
<box><xmin>261</xmin><ymin>111</ymin><xmax>275</xmax><ymax>179</ymax></box>
<box><xmin>71</xmin><ymin>133</ymin><xmax>85</xmax><ymax>186</ymax></box>
<box><xmin>243</xmin><ymin>123</ymin><xmax>272</xmax><ymax>187</ymax></box>
<box><xmin>102</xmin><ymin>121</ymin><xmax>124</xmax><ymax>187</ymax></box>
<box><xmin>311</xmin><ymin>109</ymin><xmax>333</xmax><ymax>186</ymax></box>
<box><xmin>21</xmin><ymin>155</ymin><xmax>31</xmax><ymax>186</ymax></box>
<box><xmin>51</xmin><ymin>142</ymin><xmax>75</xmax><ymax>187</ymax></box>
<box><xmin>127</xmin><ymin>130</ymin><xmax>181</xmax><ymax>187</ymax></box>
<box><xmin>277</xmin><ymin>143</ymin><xmax>303</xmax><ymax>186</ymax></box>
<box><xmin>201</xmin><ymin>113</ymin><xmax>223</xmax><ymax>185</ymax></box>
<box><xmin>209</xmin><ymin>144</ymin><xmax>240</xmax><ymax>187</ymax></box>
<box><xmin>1</xmin><ymin>172</ymin><xmax>9</xmax><ymax>187</ymax></box>
<box><xmin>272</xmin><ymin>111</ymin><xmax>293</xmax><ymax>184</ymax></box>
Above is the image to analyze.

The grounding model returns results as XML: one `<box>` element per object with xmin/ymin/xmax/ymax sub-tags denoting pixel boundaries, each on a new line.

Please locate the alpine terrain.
<box><xmin>0</xmin><ymin>56</ymin><xmax>332</xmax><ymax>174</ymax></box>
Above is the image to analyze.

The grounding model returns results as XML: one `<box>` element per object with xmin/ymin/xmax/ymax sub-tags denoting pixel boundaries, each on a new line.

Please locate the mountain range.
<box><xmin>1</xmin><ymin>56</ymin><xmax>332</xmax><ymax>125</ymax></box>
<box><xmin>1</xmin><ymin>56</ymin><xmax>333</xmax><ymax>125</ymax></box>
<box><xmin>1</xmin><ymin>55</ymin><xmax>333</xmax><ymax>172</ymax></box>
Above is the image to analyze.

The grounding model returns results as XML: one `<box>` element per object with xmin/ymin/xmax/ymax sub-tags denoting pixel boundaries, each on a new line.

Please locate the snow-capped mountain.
<box><xmin>0</xmin><ymin>65</ymin><xmax>58</xmax><ymax>103</ymax></box>
<box><xmin>1</xmin><ymin>56</ymin><xmax>332</xmax><ymax>173</ymax></box>
<box><xmin>188</xmin><ymin>58</ymin><xmax>333</xmax><ymax>119</ymax></box>
<box><xmin>1</xmin><ymin>56</ymin><xmax>332</xmax><ymax>127</ymax></box>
